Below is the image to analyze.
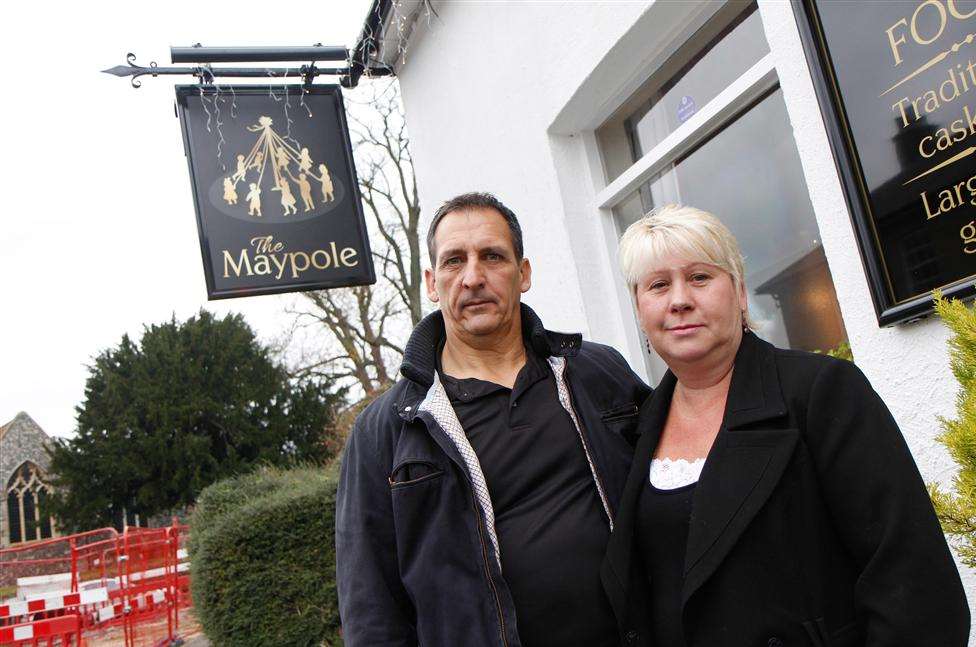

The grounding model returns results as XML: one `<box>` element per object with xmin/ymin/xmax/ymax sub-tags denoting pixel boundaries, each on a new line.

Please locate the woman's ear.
<box><xmin>633</xmin><ymin>285</ymin><xmax>649</xmax><ymax>335</ymax></box>
<box><xmin>737</xmin><ymin>279</ymin><xmax>749</xmax><ymax>327</ymax></box>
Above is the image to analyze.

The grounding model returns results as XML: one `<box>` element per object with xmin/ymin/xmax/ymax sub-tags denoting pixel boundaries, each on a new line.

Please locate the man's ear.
<box><xmin>519</xmin><ymin>258</ymin><xmax>532</xmax><ymax>294</ymax></box>
<box><xmin>424</xmin><ymin>267</ymin><xmax>439</xmax><ymax>302</ymax></box>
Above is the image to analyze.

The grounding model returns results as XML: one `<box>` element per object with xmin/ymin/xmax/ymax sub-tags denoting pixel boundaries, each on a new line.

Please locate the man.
<box><xmin>336</xmin><ymin>192</ymin><xmax>649</xmax><ymax>646</ymax></box>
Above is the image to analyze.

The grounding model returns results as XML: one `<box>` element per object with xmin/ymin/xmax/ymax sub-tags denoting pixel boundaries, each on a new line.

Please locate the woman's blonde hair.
<box><xmin>618</xmin><ymin>204</ymin><xmax>756</xmax><ymax>330</ymax></box>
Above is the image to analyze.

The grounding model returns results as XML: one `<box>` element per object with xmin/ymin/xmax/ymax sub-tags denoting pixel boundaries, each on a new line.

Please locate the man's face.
<box><xmin>425</xmin><ymin>207</ymin><xmax>531</xmax><ymax>340</ymax></box>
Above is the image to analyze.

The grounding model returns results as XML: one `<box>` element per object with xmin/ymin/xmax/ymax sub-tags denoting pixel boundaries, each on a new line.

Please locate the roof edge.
<box><xmin>349</xmin><ymin>0</ymin><xmax>430</xmax><ymax>84</ymax></box>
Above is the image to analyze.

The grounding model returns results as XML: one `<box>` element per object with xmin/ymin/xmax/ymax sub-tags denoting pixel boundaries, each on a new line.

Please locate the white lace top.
<box><xmin>649</xmin><ymin>457</ymin><xmax>706</xmax><ymax>490</ymax></box>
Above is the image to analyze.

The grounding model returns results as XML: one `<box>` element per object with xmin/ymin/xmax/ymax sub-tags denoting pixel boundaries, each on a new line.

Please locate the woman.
<box><xmin>602</xmin><ymin>205</ymin><xmax>969</xmax><ymax>647</ymax></box>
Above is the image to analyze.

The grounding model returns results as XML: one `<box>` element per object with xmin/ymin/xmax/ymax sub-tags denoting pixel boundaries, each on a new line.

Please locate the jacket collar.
<box><xmin>399</xmin><ymin>303</ymin><xmax>581</xmax><ymax>389</ymax></box>
<box><xmin>722</xmin><ymin>330</ymin><xmax>788</xmax><ymax>429</ymax></box>
<box><xmin>395</xmin><ymin>303</ymin><xmax>581</xmax><ymax>419</ymax></box>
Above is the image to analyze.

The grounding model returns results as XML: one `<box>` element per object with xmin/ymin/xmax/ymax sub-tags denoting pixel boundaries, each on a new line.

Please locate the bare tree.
<box><xmin>287</xmin><ymin>79</ymin><xmax>422</xmax><ymax>395</ymax></box>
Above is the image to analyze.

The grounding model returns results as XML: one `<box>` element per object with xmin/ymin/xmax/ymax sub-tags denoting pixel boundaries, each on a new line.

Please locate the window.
<box><xmin>598</xmin><ymin>4</ymin><xmax>769</xmax><ymax>182</ymax></box>
<box><xmin>593</xmin><ymin>2</ymin><xmax>848</xmax><ymax>380</ymax></box>
<box><xmin>6</xmin><ymin>462</ymin><xmax>55</xmax><ymax>544</ymax></box>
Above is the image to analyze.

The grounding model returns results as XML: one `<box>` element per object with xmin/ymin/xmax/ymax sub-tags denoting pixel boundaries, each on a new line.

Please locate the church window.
<box><xmin>5</xmin><ymin>462</ymin><xmax>55</xmax><ymax>544</ymax></box>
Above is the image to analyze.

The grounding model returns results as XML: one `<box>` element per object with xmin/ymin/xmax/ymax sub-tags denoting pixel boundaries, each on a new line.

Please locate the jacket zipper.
<box><xmin>471</xmin><ymin>489</ymin><xmax>509</xmax><ymax>647</ymax></box>
<box><xmin>413</xmin><ymin>409</ymin><xmax>509</xmax><ymax>647</ymax></box>
<box><xmin>561</xmin><ymin>364</ymin><xmax>614</xmax><ymax>526</ymax></box>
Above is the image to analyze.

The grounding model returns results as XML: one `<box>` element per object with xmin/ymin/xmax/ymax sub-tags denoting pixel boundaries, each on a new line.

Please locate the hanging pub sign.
<box><xmin>794</xmin><ymin>0</ymin><xmax>976</xmax><ymax>325</ymax></box>
<box><xmin>176</xmin><ymin>85</ymin><xmax>374</xmax><ymax>299</ymax></box>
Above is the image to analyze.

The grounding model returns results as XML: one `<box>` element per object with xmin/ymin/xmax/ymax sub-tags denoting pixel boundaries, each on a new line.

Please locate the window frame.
<box><xmin>594</xmin><ymin>53</ymin><xmax>778</xmax><ymax>212</ymax></box>
<box><xmin>544</xmin><ymin>0</ymin><xmax>849</xmax><ymax>384</ymax></box>
<box><xmin>578</xmin><ymin>5</ymin><xmax>793</xmax><ymax>382</ymax></box>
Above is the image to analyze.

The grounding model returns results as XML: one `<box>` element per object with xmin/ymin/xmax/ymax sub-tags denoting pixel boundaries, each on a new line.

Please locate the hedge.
<box><xmin>189</xmin><ymin>463</ymin><xmax>342</xmax><ymax>646</ymax></box>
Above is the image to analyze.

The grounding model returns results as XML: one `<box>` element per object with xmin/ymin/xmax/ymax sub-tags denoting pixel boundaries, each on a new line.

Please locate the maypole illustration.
<box><xmin>224</xmin><ymin>115</ymin><xmax>334</xmax><ymax>217</ymax></box>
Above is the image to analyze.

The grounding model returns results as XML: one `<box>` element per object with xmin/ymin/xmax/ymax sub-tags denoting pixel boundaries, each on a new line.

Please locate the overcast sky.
<box><xmin>1</xmin><ymin>0</ymin><xmax>373</xmax><ymax>437</ymax></box>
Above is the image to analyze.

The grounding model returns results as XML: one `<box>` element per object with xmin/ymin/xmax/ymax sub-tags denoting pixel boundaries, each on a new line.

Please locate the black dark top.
<box><xmin>437</xmin><ymin>342</ymin><xmax>617</xmax><ymax>647</ymax></box>
<box><xmin>635</xmin><ymin>474</ymin><xmax>696</xmax><ymax>647</ymax></box>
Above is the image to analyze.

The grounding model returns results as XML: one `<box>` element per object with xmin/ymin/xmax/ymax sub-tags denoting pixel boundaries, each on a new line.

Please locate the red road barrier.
<box><xmin>0</xmin><ymin>588</ymin><xmax>108</xmax><ymax>620</ymax></box>
<box><xmin>0</xmin><ymin>521</ymin><xmax>190</xmax><ymax>647</ymax></box>
<box><xmin>0</xmin><ymin>614</ymin><xmax>81</xmax><ymax>646</ymax></box>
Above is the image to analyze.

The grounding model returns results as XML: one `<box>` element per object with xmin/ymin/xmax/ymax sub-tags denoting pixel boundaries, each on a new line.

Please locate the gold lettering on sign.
<box><xmin>915</xmin><ymin>103</ymin><xmax>976</xmax><ymax>159</ymax></box>
<box><xmin>876</xmin><ymin>0</ymin><xmax>976</xmax><ymax>249</ymax></box>
<box><xmin>251</xmin><ymin>235</ymin><xmax>284</xmax><ymax>254</ymax></box>
<box><xmin>950</xmin><ymin>0</ymin><xmax>976</xmax><ymax>21</ymax></box>
<box><xmin>222</xmin><ymin>235</ymin><xmax>360</xmax><ymax>280</ymax></box>
<box><xmin>884</xmin><ymin>0</ymin><xmax>975</xmax><ymax>63</ymax></box>
<box><xmin>920</xmin><ymin>170</ymin><xmax>976</xmax><ymax>219</ymax></box>
<box><xmin>223</xmin><ymin>249</ymin><xmax>252</xmax><ymax>278</ymax></box>
<box><xmin>890</xmin><ymin>61</ymin><xmax>976</xmax><ymax>126</ymax></box>
<box><xmin>961</xmin><ymin>220</ymin><xmax>976</xmax><ymax>252</ymax></box>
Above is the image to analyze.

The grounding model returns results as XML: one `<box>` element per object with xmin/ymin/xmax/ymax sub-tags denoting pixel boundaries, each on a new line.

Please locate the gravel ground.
<box><xmin>180</xmin><ymin>634</ymin><xmax>211</xmax><ymax>647</ymax></box>
<box><xmin>84</xmin><ymin>607</ymin><xmax>206</xmax><ymax>647</ymax></box>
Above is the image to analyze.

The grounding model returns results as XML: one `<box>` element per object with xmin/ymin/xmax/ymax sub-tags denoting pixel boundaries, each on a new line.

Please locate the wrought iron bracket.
<box><xmin>102</xmin><ymin>52</ymin><xmax>392</xmax><ymax>89</ymax></box>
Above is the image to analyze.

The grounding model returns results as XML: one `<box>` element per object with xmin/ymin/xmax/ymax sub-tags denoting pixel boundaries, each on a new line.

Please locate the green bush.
<box><xmin>189</xmin><ymin>464</ymin><xmax>342</xmax><ymax>646</ymax></box>
<box><xmin>929</xmin><ymin>292</ymin><xmax>976</xmax><ymax>568</ymax></box>
<box><xmin>814</xmin><ymin>340</ymin><xmax>854</xmax><ymax>362</ymax></box>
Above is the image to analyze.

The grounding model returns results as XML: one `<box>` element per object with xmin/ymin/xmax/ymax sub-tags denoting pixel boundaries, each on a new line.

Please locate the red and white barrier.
<box><xmin>0</xmin><ymin>614</ymin><xmax>80</xmax><ymax>644</ymax></box>
<box><xmin>96</xmin><ymin>587</ymin><xmax>168</xmax><ymax>623</ymax></box>
<box><xmin>1</xmin><ymin>521</ymin><xmax>191</xmax><ymax>647</ymax></box>
<box><xmin>0</xmin><ymin>587</ymin><xmax>108</xmax><ymax>620</ymax></box>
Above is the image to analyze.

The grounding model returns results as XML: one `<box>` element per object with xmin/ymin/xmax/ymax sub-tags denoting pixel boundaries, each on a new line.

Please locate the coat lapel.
<box><xmin>681</xmin><ymin>426</ymin><xmax>798</xmax><ymax>601</ymax></box>
<box><xmin>601</xmin><ymin>372</ymin><xmax>675</xmax><ymax>622</ymax></box>
<box><xmin>682</xmin><ymin>332</ymin><xmax>797</xmax><ymax>603</ymax></box>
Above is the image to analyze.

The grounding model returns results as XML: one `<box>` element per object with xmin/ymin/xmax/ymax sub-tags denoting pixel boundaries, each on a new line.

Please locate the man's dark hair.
<box><xmin>426</xmin><ymin>192</ymin><xmax>524</xmax><ymax>265</ymax></box>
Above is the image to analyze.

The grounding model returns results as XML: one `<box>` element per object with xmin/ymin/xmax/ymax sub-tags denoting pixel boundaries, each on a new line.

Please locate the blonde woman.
<box><xmin>601</xmin><ymin>205</ymin><xmax>969</xmax><ymax>647</ymax></box>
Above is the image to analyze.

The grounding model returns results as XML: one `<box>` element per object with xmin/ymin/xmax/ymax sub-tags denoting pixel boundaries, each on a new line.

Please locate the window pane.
<box><xmin>627</xmin><ymin>7</ymin><xmax>768</xmax><ymax>158</ymax></box>
<box><xmin>7</xmin><ymin>491</ymin><xmax>21</xmax><ymax>544</ymax></box>
<box><xmin>23</xmin><ymin>491</ymin><xmax>37</xmax><ymax>542</ymax></box>
<box><xmin>597</xmin><ymin>3</ymin><xmax>769</xmax><ymax>182</ymax></box>
<box><xmin>38</xmin><ymin>490</ymin><xmax>53</xmax><ymax>539</ymax></box>
<box><xmin>613</xmin><ymin>88</ymin><xmax>848</xmax><ymax>356</ymax></box>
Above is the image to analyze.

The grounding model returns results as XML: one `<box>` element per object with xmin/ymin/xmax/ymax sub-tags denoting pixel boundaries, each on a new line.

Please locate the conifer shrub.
<box><xmin>189</xmin><ymin>464</ymin><xmax>342</xmax><ymax>646</ymax></box>
<box><xmin>929</xmin><ymin>292</ymin><xmax>976</xmax><ymax>568</ymax></box>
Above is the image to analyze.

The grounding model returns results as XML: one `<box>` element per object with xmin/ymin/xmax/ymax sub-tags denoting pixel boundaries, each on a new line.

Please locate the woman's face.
<box><xmin>635</xmin><ymin>253</ymin><xmax>746</xmax><ymax>369</ymax></box>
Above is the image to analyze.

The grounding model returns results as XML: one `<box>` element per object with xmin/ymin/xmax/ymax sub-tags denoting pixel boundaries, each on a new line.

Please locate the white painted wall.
<box><xmin>396</xmin><ymin>1</ymin><xmax>649</xmax><ymax>336</ymax></box>
<box><xmin>395</xmin><ymin>0</ymin><xmax>973</xmax><ymax>624</ymax></box>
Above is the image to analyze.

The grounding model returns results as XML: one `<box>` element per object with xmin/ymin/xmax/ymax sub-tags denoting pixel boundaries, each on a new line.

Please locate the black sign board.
<box><xmin>176</xmin><ymin>85</ymin><xmax>374</xmax><ymax>299</ymax></box>
<box><xmin>794</xmin><ymin>0</ymin><xmax>976</xmax><ymax>325</ymax></box>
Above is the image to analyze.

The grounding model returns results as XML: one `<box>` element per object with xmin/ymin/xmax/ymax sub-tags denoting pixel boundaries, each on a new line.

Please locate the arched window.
<box><xmin>6</xmin><ymin>462</ymin><xmax>55</xmax><ymax>544</ymax></box>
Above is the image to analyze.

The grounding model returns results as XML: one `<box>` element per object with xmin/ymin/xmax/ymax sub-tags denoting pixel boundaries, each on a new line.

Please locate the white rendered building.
<box><xmin>361</xmin><ymin>0</ymin><xmax>976</xmax><ymax>618</ymax></box>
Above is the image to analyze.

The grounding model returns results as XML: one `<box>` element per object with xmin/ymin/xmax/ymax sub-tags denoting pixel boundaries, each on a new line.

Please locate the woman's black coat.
<box><xmin>601</xmin><ymin>332</ymin><xmax>970</xmax><ymax>647</ymax></box>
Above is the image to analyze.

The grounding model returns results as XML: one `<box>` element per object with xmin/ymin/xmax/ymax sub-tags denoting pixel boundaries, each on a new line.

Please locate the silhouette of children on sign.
<box><xmin>319</xmin><ymin>163</ymin><xmax>334</xmax><ymax>202</ymax></box>
<box><xmin>246</xmin><ymin>183</ymin><xmax>262</xmax><ymax>217</ymax></box>
<box><xmin>299</xmin><ymin>147</ymin><xmax>313</xmax><ymax>173</ymax></box>
<box><xmin>298</xmin><ymin>174</ymin><xmax>314</xmax><ymax>212</ymax></box>
<box><xmin>223</xmin><ymin>177</ymin><xmax>238</xmax><ymax>205</ymax></box>
<box><xmin>233</xmin><ymin>154</ymin><xmax>247</xmax><ymax>183</ymax></box>
<box><xmin>226</xmin><ymin>115</ymin><xmax>334</xmax><ymax>219</ymax></box>
<box><xmin>275</xmin><ymin>177</ymin><xmax>298</xmax><ymax>216</ymax></box>
<box><xmin>277</xmin><ymin>149</ymin><xmax>290</xmax><ymax>171</ymax></box>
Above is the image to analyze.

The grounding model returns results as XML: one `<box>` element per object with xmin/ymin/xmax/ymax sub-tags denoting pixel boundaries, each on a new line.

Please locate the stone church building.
<box><xmin>1</xmin><ymin>412</ymin><xmax>57</xmax><ymax>547</ymax></box>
